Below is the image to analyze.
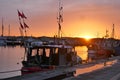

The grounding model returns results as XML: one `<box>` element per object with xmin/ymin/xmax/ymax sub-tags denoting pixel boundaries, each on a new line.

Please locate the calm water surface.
<box><xmin>0</xmin><ymin>46</ymin><xmax>87</xmax><ymax>79</ymax></box>
<box><xmin>0</xmin><ymin>46</ymin><xmax>24</xmax><ymax>79</ymax></box>
<box><xmin>76</xmin><ymin>46</ymin><xmax>88</xmax><ymax>60</ymax></box>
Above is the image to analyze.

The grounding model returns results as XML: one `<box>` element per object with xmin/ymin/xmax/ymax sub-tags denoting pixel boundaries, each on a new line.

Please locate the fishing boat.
<box><xmin>87</xmin><ymin>38</ymin><xmax>115</xmax><ymax>61</ymax></box>
<box><xmin>87</xmin><ymin>25</ymin><xmax>119</xmax><ymax>61</ymax></box>
<box><xmin>21</xmin><ymin>41</ymin><xmax>77</xmax><ymax>75</ymax></box>
<box><xmin>20</xmin><ymin>0</ymin><xmax>78</xmax><ymax>75</ymax></box>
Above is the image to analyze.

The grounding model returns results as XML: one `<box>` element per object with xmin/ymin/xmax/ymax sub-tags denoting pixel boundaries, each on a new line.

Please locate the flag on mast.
<box><xmin>22</xmin><ymin>12</ymin><xmax>27</xmax><ymax>19</ymax></box>
<box><xmin>17</xmin><ymin>10</ymin><xmax>22</xmax><ymax>17</ymax></box>
<box><xmin>24</xmin><ymin>22</ymin><xmax>29</xmax><ymax>28</ymax></box>
<box><xmin>17</xmin><ymin>10</ymin><xmax>27</xmax><ymax>19</ymax></box>
<box><xmin>20</xmin><ymin>22</ymin><xmax>24</xmax><ymax>29</ymax></box>
<box><xmin>17</xmin><ymin>10</ymin><xmax>23</xmax><ymax>19</ymax></box>
<box><xmin>17</xmin><ymin>9</ymin><xmax>29</xmax><ymax>37</ymax></box>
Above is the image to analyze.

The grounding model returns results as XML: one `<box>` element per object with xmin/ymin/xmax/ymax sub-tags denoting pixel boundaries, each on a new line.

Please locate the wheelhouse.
<box><xmin>22</xmin><ymin>42</ymin><xmax>77</xmax><ymax>67</ymax></box>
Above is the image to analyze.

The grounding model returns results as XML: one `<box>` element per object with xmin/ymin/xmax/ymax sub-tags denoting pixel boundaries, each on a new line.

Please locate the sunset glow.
<box><xmin>82</xmin><ymin>35</ymin><xmax>92</xmax><ymax>40</ymax></box>
<box><xmin>0</xmin><ymin>0</ymin><xmax>120</xmax><ymax>38</ymax></box>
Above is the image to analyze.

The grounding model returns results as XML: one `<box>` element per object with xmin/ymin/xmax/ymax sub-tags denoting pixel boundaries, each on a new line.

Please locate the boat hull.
<box><xmin>21</xmin><ymin>66</ymin><xmax>55</xmax><ymax>75</ymax></box>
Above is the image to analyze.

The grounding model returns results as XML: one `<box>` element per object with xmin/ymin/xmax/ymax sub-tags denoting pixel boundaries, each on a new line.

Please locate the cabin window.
<box><xmin>55</xmin><ymin>48</ymin><xmax>58</xmax><ymax>54</ymax></box>
<box><xmin>38</xmin><ymin>49</ymin><xmax>43</xmax><ymax>55</ymax></box>
<box><xmin>31</xmin><ymin>49</ymin><xmax>43</xmax><ymax>56</ymax></box>
<box><xmin>31</xmin><ymin>49</ymin><xmax>37</xmax><ymax>56</ymax></box>
<box><xmin>45</xmin><ymin>48</ymin><xmax>50</xmax><ymax>57</ymax></box>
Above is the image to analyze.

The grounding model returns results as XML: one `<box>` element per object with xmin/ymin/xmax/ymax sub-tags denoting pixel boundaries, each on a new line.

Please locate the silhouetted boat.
<box><xmin>21</xmin><ymin>41</ymin><xmax>77</xmax><ymax>75</ymax></box>
<box><xmin>6</xmin><ymin>38</ymin><xmax>21</xmax><ymax>45</ymax></box>
<box><xmin>21</xmin><ymin>0</ymin><xmax>78</xmax><ymax>75</ymax></box>
<box><xmin>0</xmin><ymin>37</ymin><xmax>6</xmax><ymax>46</ymax></box>
<box><xmin>87</xmin><ymin>44</ymin><xmax>113</xmax><ymax>61</ymax></box>
<box><xmin>87</xmin><ymin>38</ymin><xmax>119</xmax><ymax>61</ymax></box>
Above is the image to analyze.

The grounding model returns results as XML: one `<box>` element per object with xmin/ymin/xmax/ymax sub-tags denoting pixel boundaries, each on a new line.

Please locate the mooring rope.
<box><xmin>0</xmin><ymin>69</ymin><xmax>21</xmax><ymax>73</ymax></box>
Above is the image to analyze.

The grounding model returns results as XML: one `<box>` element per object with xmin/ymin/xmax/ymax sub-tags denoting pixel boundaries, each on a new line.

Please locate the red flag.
<box><xmin>20</xmin><ymin>22</ymin><xmax>24</xmax><ymax>29</ymax></box>
<box><xmin>17</xmin><ymin>10</ymin><xmax>22</xmax><ymax>17</ymax></box>
<box><xmin>24</xmin><ymin>22</ymin><xmax>29</xmax><ymax>28</ymax></box>
<box><xmin>22</xmin><ymin>12</ymin><xmax>27</xmax><ymax>19</ymax></box>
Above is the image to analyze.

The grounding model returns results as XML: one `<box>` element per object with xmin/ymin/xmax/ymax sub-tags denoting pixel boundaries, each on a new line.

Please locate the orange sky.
<box><xmin>1</xmin><ymin>0</ymin><xmax>120</xmax><ymax>38</ymax></box>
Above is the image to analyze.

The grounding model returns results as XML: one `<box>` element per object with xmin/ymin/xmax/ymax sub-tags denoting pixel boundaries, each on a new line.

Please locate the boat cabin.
<box><xmin>22</xmin><ymin>41</ymin><xmax>77</xmax><ymax>67</ymax></box>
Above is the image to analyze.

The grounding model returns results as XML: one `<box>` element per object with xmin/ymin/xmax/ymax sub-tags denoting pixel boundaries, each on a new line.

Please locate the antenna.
<box><xmin>57</xmin><ymin>0</ymin><xmax>63</xmax><ymax>38</ymax></box>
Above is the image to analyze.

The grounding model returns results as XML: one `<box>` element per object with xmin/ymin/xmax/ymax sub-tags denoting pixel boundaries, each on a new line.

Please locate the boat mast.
<box><xmin>111</xmin><ymin>24</ymin><xmax>115</xmax><ymax>39</ymax></box>
<box><xmin>23</xmin><ymin>19</ymin><xmax>27</xmax><ymax>37</ymax></box>
<box><xmin>1</xmin><ymin>18</ymin><xmax>4</xmax><ymax>37</ymax></box>
<box><xmin>19</xmin><ymin>27</ymin><xmax>24</xmax><ymax>37</ymax></box>
<box><xmin>57</xmin><ymin>0</ymin><xmax>63</xmax><ymax>38</ymax></box>
<box><xmin>8</xmin><ymin>24</ymin><xmax>10</xmax><ymax>36</ymax></box>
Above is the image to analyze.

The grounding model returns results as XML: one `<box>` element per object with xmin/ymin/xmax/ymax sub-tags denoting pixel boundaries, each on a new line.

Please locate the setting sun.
<box><xmin>82</xmin><ymin>35</ymin><xmax>93</xmax><ymax>40</ymax></box>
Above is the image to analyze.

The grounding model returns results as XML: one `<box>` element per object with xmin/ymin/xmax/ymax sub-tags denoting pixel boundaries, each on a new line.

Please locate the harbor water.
<box><xmin>0</xmin><ymin>46</ymin><xmax>88</xmax><ymax>79</ymax></box>
<box><xmin>0</xmin><ymin>46</ymin><xmax>24</xmax><ymax>79</ymax></box>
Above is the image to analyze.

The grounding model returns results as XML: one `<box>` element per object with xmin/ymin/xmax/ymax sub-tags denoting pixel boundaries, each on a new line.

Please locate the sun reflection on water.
<box><xmin>75</xmin><ymin>46</ymin><xmax>88</xmax><ymax>60</ymax></box>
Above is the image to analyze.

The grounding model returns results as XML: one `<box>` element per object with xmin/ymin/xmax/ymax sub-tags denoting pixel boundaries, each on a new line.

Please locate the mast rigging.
<box><xmin>57</xmin><ymin>0</ymin><xmax>63</xmax><ymax>38</ymax></box>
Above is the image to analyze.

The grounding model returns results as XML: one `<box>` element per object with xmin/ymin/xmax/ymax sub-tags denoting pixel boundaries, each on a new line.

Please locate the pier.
<box><xmin>63</xmin><ymin>56</ymin><xmax>120</xmax><ymax>80</ymax></box>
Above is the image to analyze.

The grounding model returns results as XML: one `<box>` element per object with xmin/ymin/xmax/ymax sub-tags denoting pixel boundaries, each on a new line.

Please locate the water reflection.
<box><xmin>76</xmin><ymin>46</ymin><xmax>88</xmax><ymax>60</ymax></box>
<box><xmin>0</xmin><ymin>46</ymin><xmax>24</xmax><ymax>79</ymax></box>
